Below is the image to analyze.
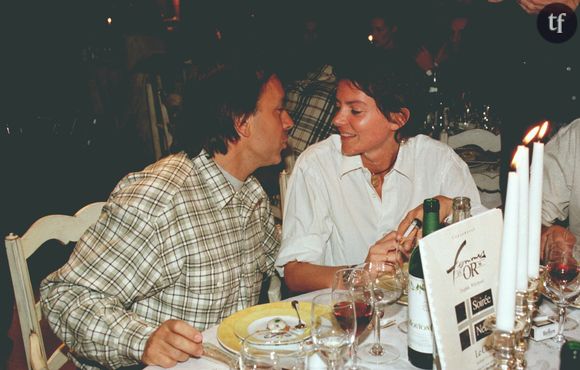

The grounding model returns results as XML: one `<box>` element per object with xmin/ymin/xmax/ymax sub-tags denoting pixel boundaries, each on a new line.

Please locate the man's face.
<box><xmin>332</xmin><ymin>80</ymin><xmax>396</xmax><ymax>157</ymax></box>
<box><xmin>246</xmin><ymin>75</ymin><xmax>294</xmax><ymax>167</ymax></box>
<box><xmin>371</xmin><ymin>17</ymin><xmax>396</xmax><ymax>49</ymax></box>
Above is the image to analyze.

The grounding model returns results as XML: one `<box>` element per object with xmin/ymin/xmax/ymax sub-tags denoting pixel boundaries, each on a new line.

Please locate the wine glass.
<box><xmin>333</xmin><ymin>268</ymin><xmax>373</xmax><ymax>370</ymax></box>
<box><xmin>311</xmin><ymin>291</ymin><xmax>356</xmax><ymax>370</ymax></box>
<box><xmin>542</xmin><ymin>247</ymin><xmax>580</xmax><ymax>343</ymax></box>
<box><xmin>359</xmin><ymin>261</ymin><xmax>403</xmax><ymax>364</ymax></box>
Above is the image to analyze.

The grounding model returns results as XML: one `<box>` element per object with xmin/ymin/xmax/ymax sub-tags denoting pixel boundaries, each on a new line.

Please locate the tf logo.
<box><xmin>537</xmin><ymin>3</ymin><xmax>577</xmax><ymax>43</ymax></box>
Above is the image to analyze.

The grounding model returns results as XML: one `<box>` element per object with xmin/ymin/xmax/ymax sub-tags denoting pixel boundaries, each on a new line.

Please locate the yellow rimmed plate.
<box><xmin>217</xmin><ymin>301</ymin><xmax>315</xmax><ymax>353</ymax></box>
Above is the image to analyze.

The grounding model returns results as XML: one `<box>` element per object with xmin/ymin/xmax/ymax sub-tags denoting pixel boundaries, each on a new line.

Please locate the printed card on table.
<box><xmin>419</xmin><ymin>208</ymin><xmax>502</xmax><ymax>370</ymax></box>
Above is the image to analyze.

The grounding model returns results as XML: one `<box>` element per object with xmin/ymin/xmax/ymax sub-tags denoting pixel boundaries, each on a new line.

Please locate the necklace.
<box><xmin>370</xmin><ymin>167</ymin><xmax>391</xmax><ymax>189</ymax></box>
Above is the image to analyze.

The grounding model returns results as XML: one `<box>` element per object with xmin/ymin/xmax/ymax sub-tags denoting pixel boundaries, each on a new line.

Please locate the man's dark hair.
<box><xmin>333</xmin><ymin>47</ymin><xmax>424</xmax><ymax>142</ymax></box>
<box><xmin>173</xmin><ymin>65</ymin><xmax>275</xmax><ymax>157</ymax></box>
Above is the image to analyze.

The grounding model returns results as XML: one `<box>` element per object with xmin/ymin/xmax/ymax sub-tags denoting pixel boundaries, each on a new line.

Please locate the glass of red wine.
<box><xmin>333</xmin><ymin>268</ymin><xmax>373</xmax><ymax>370</ymax></box>
<box><xmin>543</xmin><ymin>247</ymin><xmax>580</xmax><ymax>343</ymax></box>
<box><xmin>311</xmin><ymin>291</ymin><xmax>356</xmax><ymax>370</ymax></box>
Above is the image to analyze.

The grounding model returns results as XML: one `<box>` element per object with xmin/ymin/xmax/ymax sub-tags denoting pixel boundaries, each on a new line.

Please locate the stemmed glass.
<box><xmin>542</xmin><ymin>247</ymin><xmax>580</xmax><ymax>343</ymax></box>
<box><xmin>333</xmin><ymin>268</ymin><xmax>373</xmax><ymax>370</ymax></box>
<box><xmin>311</xmin><ymin>291</ymin><xmax>357</xmax><ymax>370</ymax></box>
<box><xmin>359</xmin><ymin>261</ymin><xmax>403</xmax><ymax>364</ymax></box>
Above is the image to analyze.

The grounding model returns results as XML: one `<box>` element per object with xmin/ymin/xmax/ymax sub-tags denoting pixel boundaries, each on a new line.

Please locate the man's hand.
<box><xmin>540</xmin><ymin>225</ymin><xmax>576</xmax><ymax>263</ymax></box>
<box><xmin>517</xmin><ymin>0</ymin><xmax>579</xmax><ymax>14</ymax></box>
<box><xmin>366</xmin><ymin>231</ymin><xmax>401</xmax><ymax>265</ymax></box>
<box><xmin>142</xmin><ymin>319</ymin><xmax>203</xmax><ymax>368</ymax></box>
<box><xmin>415</xmin><ymin>47</ymin><xmax>435</xmax><ymax>72</ymax></box>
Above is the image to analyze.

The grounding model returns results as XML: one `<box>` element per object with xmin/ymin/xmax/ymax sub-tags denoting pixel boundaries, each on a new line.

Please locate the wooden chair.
<box><xmin>5</xmin><ymin>202</ymin><xmax>105</xmax><ymax>370</ymax></box>
<box><xmin>446</xmin><ymin>128</ymin><xmax>502</xmax><ymax>209</ymax></box>
<box><xmin>145</xmin><ymin>75</ymin><xmax>173</xmax><ymax>160</ymax></box>
<box><xmin>267</xmin><ymin>170</ymin><xmax>290</xmax><ymax>303</ymax></box>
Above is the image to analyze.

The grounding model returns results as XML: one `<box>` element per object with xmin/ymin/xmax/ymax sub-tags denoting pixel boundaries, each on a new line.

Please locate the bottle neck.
<box><xmin>423</xmin><ymin>212</ymin><xmax>439</xmax><ymax>236</ymax></box>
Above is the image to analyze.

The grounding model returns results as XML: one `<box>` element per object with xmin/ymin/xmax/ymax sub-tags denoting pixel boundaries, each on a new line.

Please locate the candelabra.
<box><xmin>514</xmin><ymin>291</ymin><xmax>528</xmax><ymax>369</ymax></box>
<box><xmin>485</xmin><ymin>316</ymin><xmax>526</xmax><ymax>370</ymax></box>
<box><xmin>526</xmin><ymin>278</ymin><xmax>541</xmax><ymax>324</ymax></box>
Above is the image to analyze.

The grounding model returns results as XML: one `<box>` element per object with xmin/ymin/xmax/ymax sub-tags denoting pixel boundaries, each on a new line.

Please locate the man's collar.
<box><xmin>195</xmin><ymin>150</ymin><xmax>265</xmax><ymax>210</ymax></box>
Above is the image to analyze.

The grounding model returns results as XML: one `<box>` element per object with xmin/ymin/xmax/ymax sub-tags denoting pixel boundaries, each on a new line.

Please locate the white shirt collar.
<box><xmin>336</xmin><ymin>136</ymin><xmax>413</xmax><ymax>181</ymax></box>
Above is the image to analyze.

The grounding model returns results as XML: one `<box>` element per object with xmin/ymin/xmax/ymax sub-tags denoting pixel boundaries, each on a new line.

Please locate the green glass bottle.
<box><xmin>407</xmin><ymin>198</ymin><xmax>440</xmax><ymax>369</ymax></box>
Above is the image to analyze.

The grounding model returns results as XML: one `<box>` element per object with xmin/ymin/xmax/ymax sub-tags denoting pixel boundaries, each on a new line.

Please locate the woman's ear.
<box><xmin>389</xmin><ymin>108</ymin><xmax>410</xmax><ymax>130</ymax></box>
<box><xmin>234</xmin><ymin>114</ymin><xmax>252</xmax><ymax>138</ymax></box>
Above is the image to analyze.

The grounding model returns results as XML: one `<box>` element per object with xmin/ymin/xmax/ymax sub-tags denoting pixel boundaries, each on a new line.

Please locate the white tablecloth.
<box><xmin>145</xmin><ymin>290</ymin><xmax>580</xmax><ymax>369</ymax></box>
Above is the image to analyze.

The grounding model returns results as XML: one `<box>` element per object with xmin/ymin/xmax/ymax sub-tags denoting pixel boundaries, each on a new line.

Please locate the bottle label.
<box><xmin>408</xmin><ymin>275</ymin><xmax>433</xmax><ymax>353</ymax></box>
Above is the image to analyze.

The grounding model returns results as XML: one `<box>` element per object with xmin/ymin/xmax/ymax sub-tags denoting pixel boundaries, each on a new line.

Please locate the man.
<box><xmin>284</xmin><ymin>12</ymin><xmax>338</xmax><ymax>157</ymax></box>
<box><xmin>40</xmin><ymin>65</ymin><xmax>293</xmax><ymax>369</ymax></box>
<box><xmin>541</xmin><ymin>118</ymin><xmax>580</xmax><ymax>259</ymax></box>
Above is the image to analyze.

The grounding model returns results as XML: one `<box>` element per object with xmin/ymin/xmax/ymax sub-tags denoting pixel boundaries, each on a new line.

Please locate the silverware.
<box><xmin>202</xmin><ymin>343</ymin><xmax>238</xmax><ymax>369</ymax></box>
<box><xmin>381</xmin><ymin>319</ymin><xmax>397</xmax><ymax>329</ymax></box>
<box><xmin>291</xmin><ymin>300</ymin><xmax>306</xmax><ymax>329</ymax></box>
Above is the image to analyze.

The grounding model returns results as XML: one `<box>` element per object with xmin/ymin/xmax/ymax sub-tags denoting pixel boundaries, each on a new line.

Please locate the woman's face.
<box><xmin>332</xmin><ymin>80</ymin><xmax>397</xmax><ymax>157</ymax></box>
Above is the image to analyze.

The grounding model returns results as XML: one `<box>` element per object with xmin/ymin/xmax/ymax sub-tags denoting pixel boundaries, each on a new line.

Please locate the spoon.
<box><xmin>291</xmin><ymin>300</ymin><xmax>306</xmax><ymax>329</ymax></box>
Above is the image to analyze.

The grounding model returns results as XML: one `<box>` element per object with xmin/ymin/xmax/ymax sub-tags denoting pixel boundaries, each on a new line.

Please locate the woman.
<box><xmin>275</xmin><ymin>53</ymin><xmax>483</xmax><ymax>293</ymax></box>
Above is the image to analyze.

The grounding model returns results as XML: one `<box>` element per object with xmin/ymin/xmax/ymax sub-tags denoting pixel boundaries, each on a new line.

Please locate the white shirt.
<box><xmin>276</xmin><ymin>134</ymin><xmax>483</xmax><ymax>274</ymax></box>
<box><xmin>542</xmin><ymin>118</ymin><xmax>580</xmax><ymax>241</ymax></box>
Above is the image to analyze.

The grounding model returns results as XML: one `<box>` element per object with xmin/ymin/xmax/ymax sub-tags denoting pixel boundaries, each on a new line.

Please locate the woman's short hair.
<box><xmin>333</xmin><ymin>47</ymin><xmax>424</xmax><ymax>141</ymax></box>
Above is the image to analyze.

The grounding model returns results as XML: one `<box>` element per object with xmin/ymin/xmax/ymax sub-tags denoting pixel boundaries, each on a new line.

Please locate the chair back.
<box><xmin>145</xmin><ymin>75</ymin><xmax>173</xmax><ymax>160</ymax></box>
<box><xmin>5</xmin><ymin>202</ymin><xmax>105</xmax><ymax>370</ymax></box>
<box><xmin>446</xmin><ymin>129</ymin><xmax>502</xmax><ymax>209</ymax></box>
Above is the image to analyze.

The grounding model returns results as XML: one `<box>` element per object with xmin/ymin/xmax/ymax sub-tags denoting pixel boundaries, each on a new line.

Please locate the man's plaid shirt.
<box><xmin>286</xmin><ymin>64</ymin><xmax>338</xmax><ymax>155</ymax></box>
<box><xmin>40</xmin><ymin>151</ymin><xmax>280</xmax><ymax>369</ymax></box>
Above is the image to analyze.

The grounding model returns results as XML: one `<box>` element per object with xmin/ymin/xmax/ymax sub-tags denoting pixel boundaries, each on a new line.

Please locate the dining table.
<box><xmin>145</xmin><ymin>288</ymin><xmax>580</xmax><ymax>370</ymax></box>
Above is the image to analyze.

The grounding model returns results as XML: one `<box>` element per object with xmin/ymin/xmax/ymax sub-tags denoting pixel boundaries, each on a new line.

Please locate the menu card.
<box><xmin>419</xmin><ymin>209</ymin><xmax>502</xmax><ymax>370</ymax></box>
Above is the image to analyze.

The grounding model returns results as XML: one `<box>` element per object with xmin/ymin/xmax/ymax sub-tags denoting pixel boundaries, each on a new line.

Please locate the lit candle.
<box><xmin>527</xmin><ymin>122</ymin><xmax>548</xmax><ymax>278</ymax></box>
<box><xmin>516</xmin><ymin>146</ymin><xmax>529</xmax><ymax>292</ymax></box>
<box><xmin>496</xmin><ymin>171</ymin><xmax>519</xmax><ymax>332</ymax></box>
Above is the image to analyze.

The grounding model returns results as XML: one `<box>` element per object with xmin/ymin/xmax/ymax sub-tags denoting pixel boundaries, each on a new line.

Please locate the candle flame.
<box><xmin>522</xmin><ymin>126</ymin><xmax>539</xmax><ymax>145</ymax></box>
<box><xmin>368</xmin><ymin>34</ymin><xmax>373</xmax><ymax>42</ymax></box>
<box><xmin>538</xmin><ymin>121</ymin><xmax>549</xmax><ymax>140</ymax></box>
<box><xmin>511</xmin><ymin>147</ymin><xmax>521</xmax><ymax>169</ymax></box>
<box><xmin>107</xmin><ymin>17</ymin><xmax>112</xmax><ymax>25</ymax></box>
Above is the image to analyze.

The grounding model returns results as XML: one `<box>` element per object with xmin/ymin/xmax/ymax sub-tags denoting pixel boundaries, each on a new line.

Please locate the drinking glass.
<box><xmin>359</xmin><ymin>261</ymin><xmax>403</xmax><ymax>364</ymax></box>
<box><xmin>333</xmin><ymin>268</ymin><xmax>373</xmax><ymax>370</ymax></box>
<box><xmin>239</xmin><ymin>330</ymin><xmax>306</xmax><ymax>369</ymax></box>
<box><xmin>311</xmin><ymin>291</ymin><xmax>356</xmax><ymax>370</ymax></box>
<box><xmin>542</xmin><ymin>247</ymin><xmax>580</xmax><ymax>343</ymax></box>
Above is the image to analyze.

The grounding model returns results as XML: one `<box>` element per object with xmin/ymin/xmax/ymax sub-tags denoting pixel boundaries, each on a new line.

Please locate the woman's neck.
<box><xmin>361</xmin><ymin>140</ymin><xmax>400</xmax><ymax>175</ymax></box>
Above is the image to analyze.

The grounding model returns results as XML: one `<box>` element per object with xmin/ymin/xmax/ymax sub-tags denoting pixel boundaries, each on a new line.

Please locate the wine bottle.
<box><xmin>407</xmin><ymin>198</ymin><xmax>440</xmax><ymax>369</ymax></box>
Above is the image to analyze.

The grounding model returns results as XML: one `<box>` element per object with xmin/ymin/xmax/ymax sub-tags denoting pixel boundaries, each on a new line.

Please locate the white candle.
<box><xmin>528</xmin><ymin>142</ymin><xmax>544</xmax><ymax>278</ymax></box>
<box><xmin>516</xmin><ymin>146</ymin><xmax>529</xmax><ymax>291</ymax></box>
<box><xmin>496</xmin><ymin>172</ymin><xmax>519</xmax><ymax>332</ymax></box>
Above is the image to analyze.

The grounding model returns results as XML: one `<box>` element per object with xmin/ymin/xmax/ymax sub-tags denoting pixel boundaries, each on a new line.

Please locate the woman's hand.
<box><xmin>395</xmin><ymin>195</ymin><xmax>453</xmax><ymax>256</ymax></box>
<box><xmin>366</xmin><ymin>231</ymin><xmax>402</xmax><ymax>265</ymax></box>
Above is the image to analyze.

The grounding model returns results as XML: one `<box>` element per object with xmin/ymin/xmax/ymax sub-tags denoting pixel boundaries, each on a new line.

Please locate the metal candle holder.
<box><xmin>526</xmin><ymin>278</ymin><xmax>541</xmax><ymax>324</ymax></box>
<box><xmin>485</xmin><ymin>316</ymin><xmax>526</xmax><ymax>370</ymax></box>
<box><xmin>514</xmin><ymin>291</ymin><xmax>529</xmax><ymax>369</ymax></box>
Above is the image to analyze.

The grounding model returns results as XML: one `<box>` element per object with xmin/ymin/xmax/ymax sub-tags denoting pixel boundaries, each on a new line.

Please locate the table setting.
<box><xmin>143</xmin><ymin>122</ymin><xmax>580</xmax><ymax>370</ymax></box>
<box><xmin>144</xmin><ymin>282</ymin><xmax>580</xmax><ymax>370</ymax></box>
